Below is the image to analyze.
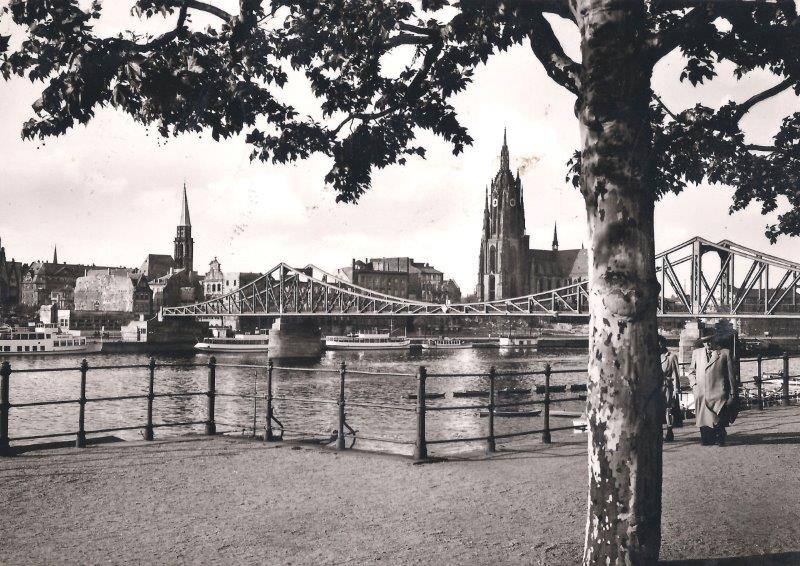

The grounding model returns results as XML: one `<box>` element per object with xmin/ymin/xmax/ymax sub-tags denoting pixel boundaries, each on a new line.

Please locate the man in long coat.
<box><xmin>688</xmin><ymin>334</ymin><xmax>738</xmax><ymax>446</ymax></box>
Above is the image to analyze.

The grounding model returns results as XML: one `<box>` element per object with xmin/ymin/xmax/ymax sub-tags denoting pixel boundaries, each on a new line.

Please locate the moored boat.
<box><xmin>0</xmin><ymin>324</ymin><xmax>101</xmax><ymax>356</ymax></box>
<box><xmin>324</xmin><ymin>333</ymin><xmax>410</xmax><ymax>350</ymax></box>
<box><xmin>421</xmin><ymin>338</ymin><xmax>472</xmax><ymax>350</ymax></box>
<box><xmin>194</xmin><ymin>334</ymin><xmax>270</xmax><ymax>353</ymax></box>
<box><xmin>498</xmin><ymin>335</ymin><xmax>538</xmax><ymax>348</ymax></box>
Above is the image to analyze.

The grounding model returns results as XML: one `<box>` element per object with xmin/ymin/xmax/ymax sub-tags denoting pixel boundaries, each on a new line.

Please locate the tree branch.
<box><xmin>506</xmin><ymin>0</ymin><xmax>576</xmax><ymax>21</ymax></box>
<box><xmin>732</xmin><ymin>77</ymin><xmax>797</xmax><ymax>122</ymax></box>
<box><xmin>185</xmin><ymin>1</ymin><xmax>233</xmax><ymax>21</ymax></box>
<box><xmin>115</xmin><ymin>4</ymin><xmax>190</xmax><ymax>52</ymax></box>
<box><xmin>330</xmin><ymin>42</ymin><xmax>444</xmax><ymax>137</ymax></box>
<box><xmin>384</xmin><ymin>33</ymin><xmax>438</xmax><ymax>49</ymax></box>
<box><xmin>648</xmin><ymin>7</ymin><xmax>711</xmax><ymax>64</ymax></box>
<box><xmin>527</xmin><ymin>11</ymin><xmax>580</xmax><ymax>96</ymax></box>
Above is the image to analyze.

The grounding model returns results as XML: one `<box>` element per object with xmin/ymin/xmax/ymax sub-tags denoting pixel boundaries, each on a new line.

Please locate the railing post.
<box><xmin>756</xmin><ymin>355</ymin><xmax>764</xmax><ymax>410</ymax></box>
<box><xmin>486</xmin><ymin>366</ymin><xmax>496</xmax><ymax>453</ymax></box>
<box><xmin>205</xmin><ymin>355</ymin><xmax>216</xmax><ymax>435</ymax></box>
<box><xmin>783</xmin><ymin>352</ymin><xmax>791</xmax><ymax>405</ymax></box>
<box><xmin>145</xmin><ymin>357</ymin><xmax>155</xmax><ymax>441</ymax></box>
<box><xmin>0</xmin><ymin>361</ymin><xmax>10</xmax><ymax>455</ymax></box>
<box><xmin>264</xmin><ymin>360</ymin><xmax>276</xmax><ymax>441</ymax></box>
<box><xmin>337</xmin><ymin>361</ymin><xmax>346</xmax><ymax>450</ymax></box>
<box><xmin>542</xmin><ymin>363</ymin><xmax>552</xmax><ymax>444</ymax></box>
<box><xmin>76</xmin><ymin>359</ymin><xmax>88</xmax><ymax>448</ymax></box>
<box><xmin>413</xmin><ymin>366</ymin><xmax>428</xmax><ymax>462</ymax></box>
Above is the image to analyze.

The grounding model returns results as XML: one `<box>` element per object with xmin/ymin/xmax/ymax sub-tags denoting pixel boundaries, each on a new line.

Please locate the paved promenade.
<box><xmin>2</xmin><ymin>406</ymin><xmax>799</xmax><ymax>565</ymax></box>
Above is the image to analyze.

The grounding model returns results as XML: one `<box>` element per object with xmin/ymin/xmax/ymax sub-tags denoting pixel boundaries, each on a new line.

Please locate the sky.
<box><xmin>1</xmin><ymin>7</ymin><xmax>800</xmax><ymax>295</ymax></box>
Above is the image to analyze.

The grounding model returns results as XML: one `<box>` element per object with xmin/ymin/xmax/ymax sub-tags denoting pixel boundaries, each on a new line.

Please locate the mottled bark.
<box><xmin>575</xmin><ymin>1</ymin><xmax>663</xmax><ymax>564</ymax></box>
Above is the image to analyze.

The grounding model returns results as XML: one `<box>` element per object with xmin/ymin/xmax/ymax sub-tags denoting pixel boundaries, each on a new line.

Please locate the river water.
<box><xmin>3</xmin><ymin>348</ymin><xmax>791</xmax><ymax>455</ymax></box>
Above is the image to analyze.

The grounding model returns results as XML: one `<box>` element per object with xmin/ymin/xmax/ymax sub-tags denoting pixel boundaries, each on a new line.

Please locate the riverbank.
<box><xmin>2</xmin><ymin>405</ymin><xmax>799</xmax><ymax>565</ymax></box>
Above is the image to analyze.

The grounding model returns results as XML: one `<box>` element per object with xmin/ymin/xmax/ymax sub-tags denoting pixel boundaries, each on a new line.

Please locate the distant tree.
<box><xmin>3</xmin><ymin>1</ymin><xmax>800</xmax><ymax>562</ymax></box>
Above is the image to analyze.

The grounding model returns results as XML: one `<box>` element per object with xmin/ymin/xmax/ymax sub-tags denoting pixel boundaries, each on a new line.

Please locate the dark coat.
<box><xmin>688</xmin><ymin>347</ymin><xmax>736</xmax><ymax>428</ymax></box>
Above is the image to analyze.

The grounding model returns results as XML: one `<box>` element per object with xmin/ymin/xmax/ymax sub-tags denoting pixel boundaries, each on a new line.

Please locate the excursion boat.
<box><xmin>421</xmin><ymin>338</ymin><xmax>472</xmax><ymax>350</ymax></box>
<box><xmin>194</xmin><ymin>334</ymin><xmax>270</xmax><ymax>353</ymax></box>
<box><xmin>0</xmin><ymin>324</ymin><xmax>101</xmax><ymax>356</ymax></box>
<box><xmin>324</xmin><ymin>333</ymin><xmax>411</xmax><ymax>350</ymax></box>
<box><xmin>498</xmin><ymin>335</ymin><xmax>538</xmax><ymax>348</ymax></box>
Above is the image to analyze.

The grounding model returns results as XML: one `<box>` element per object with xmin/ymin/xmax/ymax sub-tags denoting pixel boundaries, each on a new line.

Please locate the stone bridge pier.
<box><xmin>268</xmin><ymin>318</ymin><xmax>322</xmax><ymax>360</ymax></box>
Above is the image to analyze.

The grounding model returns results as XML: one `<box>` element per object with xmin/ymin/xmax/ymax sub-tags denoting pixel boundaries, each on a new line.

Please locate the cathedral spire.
<box><xmin>500</xmin><ymin>127</ymin><xmax>509</xmax><ymax>171</ymax></box>
<box><xmin>179</xmin><ymin>182</ymin><xmax>191</xmax><ymax>227</ymax></box>
<box><xmin>552</xmin><ymin>223</ymin><xmax>559</xmax><ymax>251</ymax></box>
<box><xmin>53</xmin><ymin>244</ymin><xmax>58</xmax><ymax>264</ymax></box>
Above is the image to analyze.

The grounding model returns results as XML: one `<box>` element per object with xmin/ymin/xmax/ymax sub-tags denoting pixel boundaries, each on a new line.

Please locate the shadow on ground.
<box><xmin>661</xmin><ymin>551</ymin><xmax>800</xmax><ymax>565</ymax></box>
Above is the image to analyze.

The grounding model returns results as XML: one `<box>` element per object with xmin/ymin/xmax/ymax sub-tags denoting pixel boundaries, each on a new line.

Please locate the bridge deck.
<box><xmin>2</xmin><ymin>406</ymin><xmax>799</xmax><ymax>564</ymax></box>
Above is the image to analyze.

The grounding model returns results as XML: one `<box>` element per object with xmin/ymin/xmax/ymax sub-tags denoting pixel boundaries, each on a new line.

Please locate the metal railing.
<box><xmin>0</xmin><ymin>358</ymin><xmax>210</xmax><ymax>450</ymax></box>
<box><xmin>0</xmin><ymin>358</ymin><xmax>591</xmax><ymax>459</ymax></box>
<box><xmin>2</xmin><ymin>352</ymin><xmax>795</xmax><ymax>460</ymax></box>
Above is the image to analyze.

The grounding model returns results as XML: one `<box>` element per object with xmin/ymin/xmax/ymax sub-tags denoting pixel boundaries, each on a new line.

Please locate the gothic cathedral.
<box><xmin>477</xmin><ymin>130</ymin><xmax>530</xmax><ymax>301</ymax></box>
<box><xmin>477</xmin><ymin>131</ymin><xmax>588</xmax><ymax>301</ymax></box>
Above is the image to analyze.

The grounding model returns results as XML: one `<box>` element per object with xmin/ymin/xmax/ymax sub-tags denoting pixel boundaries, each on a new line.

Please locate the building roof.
<box><xmin>411</xmin><ymin>263</ymin><xmax>443</xmax><ymax>275</ymax></box>
<box><xmin>530</xmin><ymin>248</ymin><xmax>588</xmax><ymax>279</ymax></box>
<box><xmin>140</xmin><ymin>254</ymin><xmax>174</xmax><ymax>279</ymax></box>
<box><xmin>84</xmin><ymin>268</ymin><xmax>132</xmax><ymax>279</ymax></box>
<box><xmin>25</xmin><ymin>261</ymin><xmax>104</xmax><ymax>281</ymax></box>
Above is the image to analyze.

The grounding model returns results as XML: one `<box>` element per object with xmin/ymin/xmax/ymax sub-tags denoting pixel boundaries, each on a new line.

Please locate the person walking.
<box><xmin>688</xmin><ymin>332</ymin><xmax>738</xmax><ymax>446</ymax></box>
<box><xmin>659</xmin><ymin>335</ymin><xmax>680</xmax><ymax>442</ymax></box>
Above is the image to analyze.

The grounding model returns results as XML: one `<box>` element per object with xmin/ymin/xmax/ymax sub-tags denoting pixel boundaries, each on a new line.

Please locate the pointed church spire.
<box><xmin>53</xmin><ymin>245</ymin><xmax>58</xmax><ymax>264</ymax></box>
<box><xmin>500</xmin><ymin>128</ymin><xmax>509</xmax><ymax>171</ymax></box>
<box><xmin>552</xmin><ymin>223</ymin><xmax>559</xmax><ymax>251</ymax></box>
<box><xmin>179</xmin><ymin>182</ymin><xmax>191</xmax><ymax>227</ymax></box>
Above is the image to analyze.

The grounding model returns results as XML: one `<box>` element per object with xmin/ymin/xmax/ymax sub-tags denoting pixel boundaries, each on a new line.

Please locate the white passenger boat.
<box><xmin>194</xmin><ymin>334</ymin><xmax>270</xmax><ymax>353</ymax></box>
<box><xmin>498</xmin><ymin>335</ymin><xmax>538</xmax><ymax>348</ymax></box>
<box><xmin>421</xmin><ymin>338</ymin><xmax>472</xmax><ymax>350</ymax></box>
<box><xmin>0</xmin><ymin>325</ymin><xmax>101</xmax><ymax>356</ymax></box>
<box><xmin>324</xmin><ymin>333</ymin><xmax>411</xmax><ymax>350</ymax></box>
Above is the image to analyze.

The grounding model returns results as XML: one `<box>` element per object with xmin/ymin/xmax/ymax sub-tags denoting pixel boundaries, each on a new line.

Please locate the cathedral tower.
<box><xmin>477</xmin><ymin>130</ymin><xmax>530</xmax><ymax>301</ymax></box>
<box><xmin>174</xmin><ymin>183</ymin><xmax>194</xmax><ymax>272</ymax></box>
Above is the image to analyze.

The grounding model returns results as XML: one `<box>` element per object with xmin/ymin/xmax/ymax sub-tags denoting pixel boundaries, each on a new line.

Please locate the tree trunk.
<box><xmin>576</xmin><ymin>1</ymin><xmax>663</xmax><ymax>564</ymax></box>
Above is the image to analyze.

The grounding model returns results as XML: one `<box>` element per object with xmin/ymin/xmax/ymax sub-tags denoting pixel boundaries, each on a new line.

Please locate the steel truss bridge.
<box><xmin>161</xmin><ymin>237</ymin><xmax>800</xmax><ymax>319</ymax></box>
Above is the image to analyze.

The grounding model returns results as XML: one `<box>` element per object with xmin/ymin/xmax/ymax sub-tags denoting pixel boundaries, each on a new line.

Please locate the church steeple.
<box><xmin>174</xmin><ymin>183</ymin><xmax>194</xmax><ymax>272</ymax></box>
<box><xmin>52</xmin><ymin>245</ymin><xmax>58</xmax><ymax>264</ymax></box>
<box><xmin>500</xmin><ymin>127</ymin><xmax>509</xmax><ymax>171</ymax></box>
<box><xmin>552</xmin><ymin>223</ymin><xmax>559</xmax><ymax>251</ymax></box>
<box><xmin>179</xmin><ymin>182</ymin><xmax>191</xmax><ymax>227</ymax></box>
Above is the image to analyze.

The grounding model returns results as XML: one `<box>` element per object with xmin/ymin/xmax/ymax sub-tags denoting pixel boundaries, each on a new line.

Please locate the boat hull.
<box><xmin>195</xmin><ymin>343</ymin><xmax>270</xmax><ymax>353</ymax></box>
<box><xmin>325</xmin><ymin>342</ymin><xmax>410</xmax><ymax>351</ymax></box>
<box><xmin>0</xmin><ymin>342</ymin><xmax>102</xmax><ymax>356</ymax></box>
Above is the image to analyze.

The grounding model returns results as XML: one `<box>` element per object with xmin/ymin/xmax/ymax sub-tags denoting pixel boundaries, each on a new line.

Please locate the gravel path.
<box><xmin>1</xmin><ymin>405</ymin><xmax>799</xmax><ymax>565</ymax></box>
